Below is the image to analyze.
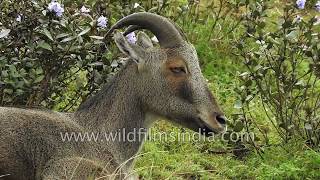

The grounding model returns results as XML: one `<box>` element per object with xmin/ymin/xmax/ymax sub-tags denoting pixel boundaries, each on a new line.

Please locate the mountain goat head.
<box><xmin>107</xmin><ymin>12</ymin><xmax>227</xmax><ymax>135</ymax></box>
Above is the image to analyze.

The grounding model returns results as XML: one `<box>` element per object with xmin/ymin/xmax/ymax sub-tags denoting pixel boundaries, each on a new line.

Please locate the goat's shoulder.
<box><xmin>0</xmin><ymin>107</ymin><xmax>85</xmax><ymax>145</ymax></box>
<box><xmin>0</xmin><ymin>107</ymin><xmax>77</xmax><ymax>126</ymax></box>
<box><xmin>0</xmin><ymin>107</ymin><xmax>101</xmax><ymax>179</ymax></box>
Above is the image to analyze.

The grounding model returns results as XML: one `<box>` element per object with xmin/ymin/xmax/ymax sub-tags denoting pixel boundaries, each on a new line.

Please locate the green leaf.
<box><xmin>245</xmin><ymin>95</ymin><xmax>253</xmax><ymax>102</ymax></box>
<box><xmin>93</xmin><ymin>40</ymin><xmax>104</xmax><ymax>44</ymax></box>
<box><xmin>56</xmin><ymin>33</ymin><xmax>70</xmax><ymax>39</ymax></box>
<box><xmin>78</xmin><ymin>36</ymin><xmax>83</xmax><ymax>44</ymax></box>
<box><xmin>43</xmin><ymin>29</ymin><xmax>54</xmax><ymax>41</ymax></box>
<box><xmin>61</xmin><ymin>36</ymin><xmax>76</xmax><ymax>43</ymax></box>
<box><xmin>1</xmin><ymin>71</ymin><xmax>8</xmax><ymax>77</ymax></box>
<box><xmin>89</xmin><ymin>36</ymin><xmax>104</xmax><ymax>40</ymax></box>
<box><xmin>16</xmin><ymin>89</ymin><xmax>24</xmax><ymax>95</ymax></box>
<box><xmin>76</xmin><ymin>76</ymin><xmax>85</xmax><ymax>88</ymax></box>
<box><xmin>78</xmin><ymin>27</ymin><xmax>91</xmax><ymax>37</ymax></box>
<box><xmin>37</xmin><ymin>42</ymin><xmax>52</xmax><ymax>51</ymax></box>
<box><xmin>305</xmin><ymin>123</ymin><xmax>312</xmax><ymax>130</ymax></box>
<box><xmin>34</xmin><ymin>75</ymin><xmax>45</xmax><ymax>83</ymax></box>
<box><xmin>0</xmin><ymin>29</ymin><xmax>11</xmax><ymax>39</ymax></box>
<box><xmin>59</xmin><ymin>20</ymin><xmax>67</xmax><ymax>28</ymax></box>
<box><xmin>233</xmin><ymin>121</ymin><xmax>244</xmax><ymax>132</ymax></box>
<box><xmin>3</xmin><ymin>89</ymin><xmax>13</xmax><ymax>94</ymax></box>
<box><xmin>35</xmin><ymin>67</ymin><xmax>43</xmax><ymax>74</ymax></box>
<box><xmin>234</xmin><ymin>100</ymin><xmax>243</xmax><ymax>109</ymax></box>
<box><xmin>148</xmin><ymin>7</ymin><xmax>158</xmax><ymax>12</ymax></box>
<box><xmin>286</xmin><ymin>30</ymin><xmax>298</xmax><ymax>40</ymax></box>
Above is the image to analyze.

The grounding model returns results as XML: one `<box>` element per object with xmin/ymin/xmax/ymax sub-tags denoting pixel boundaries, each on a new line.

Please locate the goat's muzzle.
<box><xmin>198</xmin><ymin>112</ymin><xmax>227</xmax><ymax>136</ymax></box>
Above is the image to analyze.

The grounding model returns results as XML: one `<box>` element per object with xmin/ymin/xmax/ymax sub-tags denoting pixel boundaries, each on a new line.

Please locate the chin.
<box><xmin>196</xmin><ymin>117</ymin><xmax>224</xmax><ymax>136</ymax></box>
<box><xmin>171</xmin><ymin>116</ymin><xmax>223</xmax><ymax>137</ymax></box>
<box><xmin>184</xmin><ymin>117</ymin><xmax>220</xmax><ymax>137</ymax></box>
<box><xmin>199</xmin><ymin>127</ymin><xmax>217</xmax><ymax>137</ymax></box>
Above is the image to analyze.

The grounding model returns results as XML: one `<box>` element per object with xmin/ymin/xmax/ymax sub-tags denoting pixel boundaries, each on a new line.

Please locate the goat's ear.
<box><xmin>137</xmin><ymin>32</ymin><xmax>153</xmax><ymax>49</ymax></box>
<box><xmin>114</xmin><ymin>32</ymin><xmax>145</xmax><ymax>71</ymax></box>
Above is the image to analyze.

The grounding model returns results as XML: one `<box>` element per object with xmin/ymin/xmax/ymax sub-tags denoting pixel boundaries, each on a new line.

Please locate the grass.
<box><xmin>136</xmin><ymin>123</ymin><xmax>320</xmax><ymax>179</ymax></box>
<box><xmin>136</xmin><ymin>127</ymin><xmax>320</xmax><ymax>179</ymax></box>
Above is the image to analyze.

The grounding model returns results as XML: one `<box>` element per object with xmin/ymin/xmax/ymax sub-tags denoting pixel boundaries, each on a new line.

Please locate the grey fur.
<box><xmin>0</xmin><ymin>15</ymin><xmax>226</xmax><ymax>180</ymax></box>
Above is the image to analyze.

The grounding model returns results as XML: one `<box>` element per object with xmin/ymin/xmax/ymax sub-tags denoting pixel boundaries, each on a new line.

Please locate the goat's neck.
<box><xmin>75</xmin><ymin>61</ymin><xmax>155</xmax><ymax>168</ymax></box>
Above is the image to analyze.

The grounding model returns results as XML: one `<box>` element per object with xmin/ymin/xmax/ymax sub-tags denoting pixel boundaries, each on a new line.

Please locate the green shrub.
<box><xmin>0</xmin><ymin>0</ymin><xmax>119</xmax><ymax>109</ymax></box>
<box><xmin>235</xmin><ymin>0</ymin><xmax>320</xmax><ymax>148</ymax></box>
<box><xmin>0</xmin><ymin>0</ymin><xmax>242</xmax><ymax>110</ymax></box>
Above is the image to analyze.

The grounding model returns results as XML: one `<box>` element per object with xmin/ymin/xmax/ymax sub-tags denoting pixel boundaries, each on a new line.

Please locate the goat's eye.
<box><xmin>170</xmin><ymin>67</ymin><xmax>186</xmax><ymax>74</ymax></box>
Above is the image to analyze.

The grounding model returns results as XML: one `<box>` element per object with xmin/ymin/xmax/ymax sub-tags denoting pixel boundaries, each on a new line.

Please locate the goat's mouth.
<box><xmin>169</xmin><ymin>116</ymin><xmax>224</xmax><ymax>136</ymax></box>
<box><xmin>196</xmin><ymin>118</ymin><xmax>218</xmax><ymax>137</ymax></box>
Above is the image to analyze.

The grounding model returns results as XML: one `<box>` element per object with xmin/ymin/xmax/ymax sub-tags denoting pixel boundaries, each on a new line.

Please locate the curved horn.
<box><xmin>124</xmin><ymin>24</ymin><xmax>188</xmax><ymax>42</ymax></box>
<box><xmin>105</xmin><ymin>12</ymin><xmax>184</xmax><ymax>48</ymax></box>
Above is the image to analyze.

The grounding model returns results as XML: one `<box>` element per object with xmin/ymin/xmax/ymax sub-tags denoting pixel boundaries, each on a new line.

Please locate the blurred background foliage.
<box><xmin>1</xmin><ymin>0</ymin><xmax>320</xmax><ymax>179</ymax></box>
<box><xmin>0</xmin><ymin>0</ymin><xmax>244</xmax><ymax>110</ymax></box>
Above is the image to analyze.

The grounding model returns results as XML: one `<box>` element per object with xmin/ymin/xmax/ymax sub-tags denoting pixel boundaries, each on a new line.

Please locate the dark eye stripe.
<box><xmin>178</xmin><ymin>82</ymin><xmax>193</xmax><ymax>104</ymax></box>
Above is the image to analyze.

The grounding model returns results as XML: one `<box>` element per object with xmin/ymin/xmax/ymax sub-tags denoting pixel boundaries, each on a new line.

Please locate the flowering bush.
<box><xmin>0</xmin><ymin>0</ymin><xmax>126</xmax><ymax>109</ymax></box>
<box><xmin>48</xmin><ymin>0</ymin><xmax>64</xmax><ymax>17</ymax></box>
<box><xmin>235</xmin><ymin>0</ymin><xmax>320</xmax><ymax>148</ymax></box>
<box><xmin>296</xmin><ymin>0</ymin><xmax>307</xmax><ymax>9</ymax></box>
<box><xmin>0</xmin><ymin>0</ymin><xmax>242</xmax><ymax>110</ymax></box>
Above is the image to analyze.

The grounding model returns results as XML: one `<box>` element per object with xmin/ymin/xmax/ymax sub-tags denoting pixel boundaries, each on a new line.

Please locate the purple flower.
<box><xmin>97</xmin><ymin>16</ymin><xmax>108</xmax><ymax>28</ymax></box>
<box><xmin>48</xmin><ymin>0</ymin><xmax>64</xmax><ymax>17</ymax></box>
<box><xmin>80</xmin><ymin>6</ymin><xmax>90</xmax><ymax>14</ymax></box>
<box><xmin>126</xmin><ymin>32</ymin><xmax>137</xmax><ymax>44</ymax></box>
<box><xmin>316</xmin><ymin>1</ymin><xmax>320</xmax><ymax>12</ymax></box>
<box><xmin>296</xmin><ymin>0</ymin><xmax>306</xmax><ymax>9</ymax></box>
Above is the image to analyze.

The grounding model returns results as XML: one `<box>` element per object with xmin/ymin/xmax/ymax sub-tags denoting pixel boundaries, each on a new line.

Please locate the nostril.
<box><xmin>216</xmin><ymin>115</ymin><xmax>227</xmax><ymax>125</ymax></box>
